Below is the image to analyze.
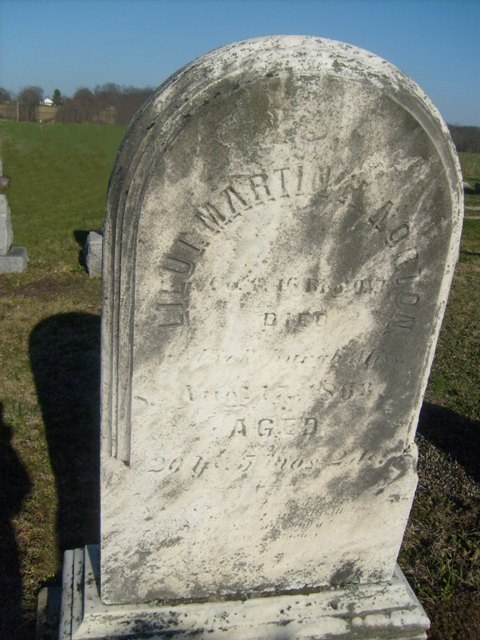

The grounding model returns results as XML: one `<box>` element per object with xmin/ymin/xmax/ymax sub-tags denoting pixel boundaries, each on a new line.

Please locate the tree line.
<box><xmin>447</xmin><ymin>125</ymin><xmax>480</xmax><ymax>154</ymax></box>
<box><xmin>1</xmin><ymin>85</ymin><xmax>480</xmax><ymax>150</ymax></box>
<box><xmin>0</xmin><ymin>84</ymin><xmax>154</xmax><ymax>125</ymax></box>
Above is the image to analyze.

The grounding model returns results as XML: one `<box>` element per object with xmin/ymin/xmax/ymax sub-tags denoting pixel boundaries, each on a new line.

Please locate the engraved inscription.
<box><xmin>182</xmin><ymin>381</ymin><xmax>374</xmax><ymax>408</ymax></box>
<box><xmin>229</xmin><ymin>416</ymin><xmax>319</xmax><ymax>438</ymax></box>
<box><xmin>156</xmin><ymin>233</ymin><xmax>208</xmax><ymax>328</ymax></box>
<box><xmin>191</xmin><ymin>162</ymin><xmax>359</xmax><ymax>237</ymax></box>
<box><xmin>157</xmin><ymin>171</ymin><xmax>427</xmax><ymax>339</ymax></box>
<box><xmin>263</xmin><ymin>311</ymin><xmax>326</xmax><ymax>328</ymax></box>
<box><xmin>367</xmin><ymin>198</ymin><xmax>422</xmax><ymax>332</ymax></box>
<box><xmin>145</xmin><ymin>445</ymin><xmax>391</xmax><ymax>489</ymax></box>
<box><xmin>154</xmin><ymin>345</ymin><xmax>404</xmax><ymax>369</ymax></box>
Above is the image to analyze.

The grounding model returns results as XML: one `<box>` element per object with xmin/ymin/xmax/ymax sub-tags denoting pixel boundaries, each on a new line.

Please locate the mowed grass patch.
<box><xmin>400</xmin><ymin>219</ymin><xmax>480</xmax><ymax>640</ymax></box>
<box><xmin>0</xmin><ymin>121</ymin><xmax>122</xmax><ymax>638</ymax></box>
<box><xmin>0</xmin><ymin>121</ymin><xmax>124</xmax><ymax>272</ymax></box>
<box><xmin>0</xmin><ymin>124</ymin><xmax>479</xmax><ymax>640</ymax></box>
<box><xmin>425</xmin><ymin>220</ymin><xmax>480</xmax><ymax>417</ymax></box>
<box><xmin>460</xmin><ymin>152</ymin><xmax>480</xmax><ymax>210</ymax></box>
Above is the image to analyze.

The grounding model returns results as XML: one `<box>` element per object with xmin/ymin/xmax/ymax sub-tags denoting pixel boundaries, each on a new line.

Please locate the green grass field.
<box><xmin>462</xmin><ymin>152</ymin><xmax>480</xmax><ymax>210</ymax></box>
<box><xmin>0</xmin><ymin>121</ymin><xmax>479</xmax><ymax>640</ymax></box>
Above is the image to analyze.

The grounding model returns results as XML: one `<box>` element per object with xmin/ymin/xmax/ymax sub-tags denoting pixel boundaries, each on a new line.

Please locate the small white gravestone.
<box><xmin>0</xmin><ymin>194</ymin><xmax>28</xmax><ymax>272</ymax></box>
<box><xmin>0</xmin><ymin>156</ymin><xmax>9</xmax><ymax>189</ymax></box>
<box><xmin>0</xmin><ymin>194</ymin><xmax>13</xmax><ymax>254</ymax></box>
<box><xmin>58</xmin><ymin>36</ymin><xmax>462</xmax><ymax>639</ymax></box>
<box><xmin>84</xmin><ymin>230</ymin><xmax>103</xmax><ymax>277</ymax></box>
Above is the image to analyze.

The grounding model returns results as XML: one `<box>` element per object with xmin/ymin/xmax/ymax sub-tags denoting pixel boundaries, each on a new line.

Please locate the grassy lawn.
<box><xmin>0</xmin><ymin>121</ymin><xmax>479</xmax><ymax>640</ymax></box>
<box><xmin>0</xmin><ymin>121</ymin><xmax>123</xmax><ymax>639</ymax></box>
<box><xmin>462</xmin><ymin>152</ymin><xmax>480</xmax><ymax>211</ymax></box>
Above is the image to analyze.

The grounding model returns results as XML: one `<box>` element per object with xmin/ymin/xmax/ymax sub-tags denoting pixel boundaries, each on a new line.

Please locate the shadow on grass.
<box><xmin>418</xmin><ymin>402</ymin><xmax>480</xmax><ymax>484</ymax></box>
<box><xmin>29</xmin><ymin>313</ymin><xmax>101</xmax><ymax>558</ymax></box>
<box><xmin>460</xmin><ymin>249</ymin><xmax>480</xmax><ymax>257</ymax></box>
<box><xmin>0</xmin><ymin>403</ymin><xmax>32</xmax><ymax>638</ymax></box>
<box><xmin>73</xmin><ymin>230</ymin><xmax>89</xmax><ymax>269</ymax></box>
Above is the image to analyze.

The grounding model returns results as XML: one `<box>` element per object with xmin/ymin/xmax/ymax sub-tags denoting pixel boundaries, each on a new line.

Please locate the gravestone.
<box><xmin>0</xmin><ymin>155</ymin><xmax>10</xmax><ymax>192</ymax></box>
<box><xmin>0</xmin><ymin>194</ymin><xmax>13</xmax><ymax>254</ymax></box>
<box><xmin>83</xmin><ymin>230</ymin><xmax>103</xmax><ymax>277</ymax></box>
<box><xmin>0</xmin><ymin>194</ymin><xmax>28</xmax><ymax>272</ymax></box>
<box><xmin>58</xmin><ymin>36</ymin><xmax>462</xmax><ymax>639</ymax></box>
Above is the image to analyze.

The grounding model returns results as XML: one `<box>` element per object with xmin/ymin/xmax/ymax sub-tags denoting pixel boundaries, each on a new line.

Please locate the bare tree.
<box><xmin>56</xmin><ymin>83</ymin><xmax>153</xmax><ymax>124</ymax></box>
<box><xmin>18</xmin><ymin>85</ymin><xmax>43</xmax><ymax>121</ymax></box>
<box><xmin>448</xmin><ymin>125</ymin><xmax>480</xmax><ymax>153</ymax></box>
<box><xmin>72</xmin><ymin>88</ymin><xmax>97</xmax><ymax>122</ymax></box>
<box><xmin>116</xmin><ymin>87</ymin><xmax>153</xmax><ymax>125</ymax></box>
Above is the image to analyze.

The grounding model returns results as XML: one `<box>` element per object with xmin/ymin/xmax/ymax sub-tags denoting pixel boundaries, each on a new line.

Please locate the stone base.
<box><xmin>0</xmin><ymin>246</ymin><xmax>28</xmax><ymax>272</ymax></box>
<box><xmin>58</xmin><ymin>546</ymin><xmax>429</xmax><ymax>639</ymax></box>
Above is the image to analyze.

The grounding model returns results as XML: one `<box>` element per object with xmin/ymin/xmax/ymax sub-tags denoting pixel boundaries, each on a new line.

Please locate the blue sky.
<box><xmin>0</xmin><ymin>0</ymin><xmax>478</xmax><ymax>125</ymax></box>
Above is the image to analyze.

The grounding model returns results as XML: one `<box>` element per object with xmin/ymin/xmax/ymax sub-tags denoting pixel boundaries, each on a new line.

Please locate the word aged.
<box><xmin>229</xmin><ymin>416</ymin><xmax>319</xmax><ymax>438</ymax></box>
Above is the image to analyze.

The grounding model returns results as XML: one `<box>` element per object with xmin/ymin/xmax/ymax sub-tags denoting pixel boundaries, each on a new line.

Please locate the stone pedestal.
<box><xmin>59</xmin><ymin>546</ymin><xmax>429</xmax><ymax>640</ymax></box>
<box><xmin>0</xmin><ymin>245</ymin><xmax>29</xmax><ymax>272</ymax></box>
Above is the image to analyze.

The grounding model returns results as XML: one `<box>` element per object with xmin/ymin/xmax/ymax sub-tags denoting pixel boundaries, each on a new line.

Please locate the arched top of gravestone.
<box><xmin>102</xmin><ymin>36</ymin><xmax>462</xmax><ymax>466</ymax></box>
<box><xmin>103</xmin><ymin>35</ymin><xmax>462</xmax><ymax>466</ymax></box>
<box><xmin>108</xmin><ymin>36</ymin><xmax>461</xmax><ymax>211</ymax></box>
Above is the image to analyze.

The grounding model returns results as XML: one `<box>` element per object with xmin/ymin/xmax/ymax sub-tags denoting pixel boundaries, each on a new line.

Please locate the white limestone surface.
<box><xmin>101</xmin><ymin>36</ymin><xmax>463</xmax><ymax>605</ymax></box>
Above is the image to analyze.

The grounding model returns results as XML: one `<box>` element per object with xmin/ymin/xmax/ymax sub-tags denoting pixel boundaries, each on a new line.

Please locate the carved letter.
<box><xmin>258</xmin><ymin>419</ymin><xmax>274</xmax><ymax>437</ymax></box>
<box><xmin>222</xmin><ymin>185</ymin><xmax>250</xmax><ymax>214</ymax></box>
<box><xmin>163</xmin><ymin>255</ymin><xmax>196</xmax><ymax>277</ymax></box>
<box><xmin>192</xmin><ymin>456</ymin><xmax>209</xmax><ymax>477</ymax></box>
<box><xmin>156</xmin><ymin>303</ymin><xmax>187</xmax><ymax>327</ymax></box>
<box><xmin>249</xmin><ymin>173</ymin><xmax>273</xmax><ymax>202</ymax></box>
<box><xmin>388</xmin><ymin>223</ymin><xmax>410</xmax><ymax>246</ymax></box>
<box><xmin>390</xmin><ymin>313</ymin><xmax>415</xmax><ymax>330</ymax></box>
<box><xmin>230</xmin><ymin>419</ymin><xmax>247</xmax><ymax>437</ymax></box>
<box><xmin>295</xmin><ymin>164</ymin><xmax>304</xmax><ymax>195</ymax></box>
<box><xmin>396</xmin><ymin>292</ymin><xmax>420</xmax><ymax>307</ymax></box>
<box><xmin>264</xmin><ymin>312</ymin><xmax>277</xmax><ymax>326</ymax></box>
<box><xmin>273</xmin><ymin>167</ymin><xmax>291</xmax><ymax>198</ymax></box>
<box><xmin>194</xmin><ymin>202</ymin><xmax>226</xmax><ymax>232</ymax></box>
<box><xmin>302</xmin><ymin>417</ymin><xmax>318</xmax><ymax>436</ymax></box>
<box><xmin>368</xmin><ymin>200</ymin><xmax>393</xmax><ymax>231</ymax></box>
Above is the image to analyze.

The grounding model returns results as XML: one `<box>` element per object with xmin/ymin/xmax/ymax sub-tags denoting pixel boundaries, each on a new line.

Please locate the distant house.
<box><xmin>42</xmin><ymin>98</ymin><xmax>54</xmax><ymax>106</ymax></box>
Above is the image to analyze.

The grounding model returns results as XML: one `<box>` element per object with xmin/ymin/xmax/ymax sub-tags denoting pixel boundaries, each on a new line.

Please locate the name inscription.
<box><xmin>153</xmin><ymin>160</ymin><xmax>424</xmax><ymax>337</ymax></box>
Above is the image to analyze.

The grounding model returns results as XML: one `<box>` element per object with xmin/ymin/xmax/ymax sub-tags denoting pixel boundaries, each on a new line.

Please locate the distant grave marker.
<box><xmin>83</xmin><ymin>230</ymin><xmax>103</xmax><ymax>277</ymax></box>
<box><xmin>0</xmin><ymin>194</ymin><xmax>28</xmax><ymax>273</ymax></box>
<box><xmin>59</xmin><ymin>36</ymin><xmax>462</xmax><ymax>639</ymax></box>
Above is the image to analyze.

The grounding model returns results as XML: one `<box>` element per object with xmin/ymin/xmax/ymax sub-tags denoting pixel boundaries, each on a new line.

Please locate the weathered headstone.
<box><xmin>59</xmin><ymin>36</ymin><xmax>462</xmax><ymax>639</ymax></box>
<box><xmin>0</xmin><ymin>194</ymin><xmax>28</xmax><ymax>272</ymax></box>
